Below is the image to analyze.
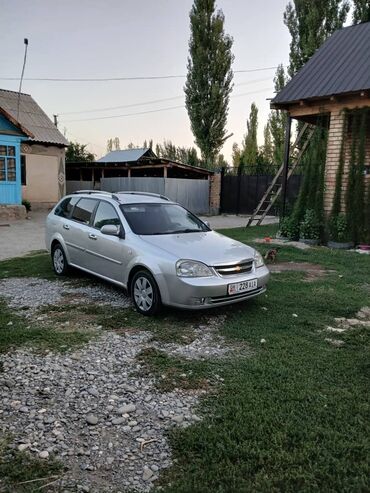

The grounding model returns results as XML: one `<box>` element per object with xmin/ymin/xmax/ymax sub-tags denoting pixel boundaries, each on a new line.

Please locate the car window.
<box><xmin>93</xmin><ymin>201</ymin><xmax>121</xmax><ymax>230</ymax></box>
<box><xmin>120</xmin><ymin>203</ymin><xmax>208</xmax><ymax>235</ymax></box>
<box><xmin>71</xmin><ymin>198</ymin><xmax>98</xmax><ymax>225</ymax></box>
<box><xmin>54</xmin><ymin>197</ymin><xmax>79</xmax><ymax>218</ymax></box>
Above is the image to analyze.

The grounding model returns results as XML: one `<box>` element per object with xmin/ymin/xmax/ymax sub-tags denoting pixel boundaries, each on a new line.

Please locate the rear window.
<box><xmin>54</xmin><ymin>197</ymin><xmax>79</xmax><ymax>218</ymax></box>
<box><xmin>71</xmin><ymin>198</ymin><xmax>98</xmax><ymax>224</ymax></box>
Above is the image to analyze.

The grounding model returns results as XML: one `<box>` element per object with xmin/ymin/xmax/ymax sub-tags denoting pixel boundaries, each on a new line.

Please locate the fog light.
<box><xmin>190</xmin><ymin>297</ymin><xmax>206</xmax><ymax>305</ymax></box>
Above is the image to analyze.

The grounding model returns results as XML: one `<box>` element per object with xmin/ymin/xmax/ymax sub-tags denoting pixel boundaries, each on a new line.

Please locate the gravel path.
<box><xmin>0</xmin><ymin>277</ymin><xmax>131</xmax><ymax>316</ymax></box>
<box><xmin>0</xmin><ymin>276</ymin><xmax>232</xmax><ymax>491</ymax></box>
<box><xmin>0</xmin><ymin>331</ymin><xmax>203</xmax><ymax>492</ymax></box>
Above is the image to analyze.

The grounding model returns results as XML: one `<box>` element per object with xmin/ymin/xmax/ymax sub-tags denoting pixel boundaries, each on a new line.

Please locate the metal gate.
<box><xmin>220</xmin><ymin>170</ymin><xmax>302</xmax><ymax>215</ymax></box>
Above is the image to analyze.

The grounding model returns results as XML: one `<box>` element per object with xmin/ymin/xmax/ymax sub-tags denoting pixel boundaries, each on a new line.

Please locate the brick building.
<box><xmin>271</xmin><ymin>21</ymin><xmax>370</xmax><ymax>214</ymax></box>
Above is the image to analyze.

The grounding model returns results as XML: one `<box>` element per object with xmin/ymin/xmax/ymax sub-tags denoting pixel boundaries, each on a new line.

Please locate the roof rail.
<box><xmin>71</xmin><ymin>190</ymin><xmax>120</xmax><ymax>202</ymax></box>
<box><xmin>115</xmin><ymin>191</ymin><xmax>170</xmax><ymax>201</ymax></box>
<box><xmin>72</xmin><ymin>190</ymin><xmax>111</xmax><ymax>195</ymax></box>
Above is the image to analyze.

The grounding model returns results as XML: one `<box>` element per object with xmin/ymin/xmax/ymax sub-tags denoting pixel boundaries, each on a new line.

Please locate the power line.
<box><xmin>60</xmin><ymin>95</ymin><xmax>184</xmax><ymax>116</ymax></box>
<box><xmin>0</xmin><ymin>66</ymin><xmax>278</xmax><ymax>83</ymax></box>
<box><xmin>59</xmin><ymin>77</ymin><xmax>273</xmax><ymax>116</ymax></box>
<box><xmin>60</xmin><ymin>87</ymin><xmax>273</xmax><ymax>123</ymax></box>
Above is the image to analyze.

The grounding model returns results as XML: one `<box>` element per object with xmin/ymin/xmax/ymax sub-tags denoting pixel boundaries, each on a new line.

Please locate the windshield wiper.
<box><xmin>167</xmin><ymin>228</ymin><xmax>203</xmax><ymax>234</ymax></box>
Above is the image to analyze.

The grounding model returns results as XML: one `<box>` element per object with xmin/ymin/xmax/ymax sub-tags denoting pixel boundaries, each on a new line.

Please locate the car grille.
<box><xmin>213</xmin><ymin>259</ymin><xmax>254</xmax><ymax>277</ymax></box>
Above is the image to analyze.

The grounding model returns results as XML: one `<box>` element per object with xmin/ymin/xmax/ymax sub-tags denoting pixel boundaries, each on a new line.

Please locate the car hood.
<box><xmin>139</xmin><ymin>231</ymin><xmax>255</xmax><ymax>265</ymax></box>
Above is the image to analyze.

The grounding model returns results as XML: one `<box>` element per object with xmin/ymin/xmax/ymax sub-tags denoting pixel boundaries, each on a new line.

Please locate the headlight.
<box><xmin>176</xmin><ymin>260</ymin><xmax>214</xmax><ymax>277</ymax></box>
<box><xmin>254</xmin><ymin>250</ymin><xmax>264</xmax><ymax>268</ymax></box>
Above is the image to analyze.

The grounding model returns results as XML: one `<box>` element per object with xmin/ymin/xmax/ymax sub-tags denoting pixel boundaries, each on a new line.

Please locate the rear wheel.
<box><xmin>131</xmin><ymin>270</ymin><xmax>161</xmax><ymax>316</ymax></box>
<box><xmin>52</xmin><ymin>243</ymin><xmax>69</xmax><ymax>276</ymax></box>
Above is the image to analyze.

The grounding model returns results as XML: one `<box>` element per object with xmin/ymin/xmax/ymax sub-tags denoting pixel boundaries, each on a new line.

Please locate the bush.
<box><xmin>22</xmin><ymin>199</ymin><xmax>31</xmax><ymax>212</ymax></box>
<box><xmin>328</xmin><ymin>214</ymin><xmax>350</xmax><ymax>243</ymax></box>
<box><xmin>278</xmin><ymin>217</ymin><xmax>290</xmax><ymax>238</ymax></box>
<box><xmin>285</xmin><ymin>216</ymin><xmax>300</xmax><ymax>241</ymax></box>
<box><xmin>299</xmin><ymin>209</ymin><xmax>320</xmax><ymax>240</ymax></box>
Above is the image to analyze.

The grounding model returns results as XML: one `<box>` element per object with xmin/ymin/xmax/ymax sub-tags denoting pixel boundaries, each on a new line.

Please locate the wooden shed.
<box><xmin>66</xmin><ymin>148</ymin><xmax>212</xmax><ymax>188</ymax></box>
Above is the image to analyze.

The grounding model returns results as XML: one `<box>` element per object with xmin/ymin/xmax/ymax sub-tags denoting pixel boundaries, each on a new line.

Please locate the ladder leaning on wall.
<box><xmin>246</xmin><ymin>122</ymin><xmax>314</xmax><ymax>227</ymax></box>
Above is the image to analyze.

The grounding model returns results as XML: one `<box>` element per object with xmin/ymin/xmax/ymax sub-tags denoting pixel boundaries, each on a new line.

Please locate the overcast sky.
<box><xmin>1</xmin><ymin>0</ymin><xmax>291</xmax><ymax>161</ymax></box>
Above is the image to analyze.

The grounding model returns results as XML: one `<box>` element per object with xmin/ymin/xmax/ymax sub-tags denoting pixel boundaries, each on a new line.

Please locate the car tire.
<box><xmin>131</xmin><ymin>270</ymin><xmax>161</xmax><ymax>316</ymax></box>
<box><xmin>52</xmin><ymin>243</ymin><xmax>69</xmax><ymax>276</ymax></box>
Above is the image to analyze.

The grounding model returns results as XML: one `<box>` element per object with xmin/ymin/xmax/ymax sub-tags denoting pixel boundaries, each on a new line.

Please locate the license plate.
<box><xmin>228</xmin><ymin>278</ymin><xmax>258</xmax><ymax>295</ymax></box>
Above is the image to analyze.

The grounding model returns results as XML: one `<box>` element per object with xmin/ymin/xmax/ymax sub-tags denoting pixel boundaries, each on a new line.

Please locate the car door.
<box><xmin>85</xmin><ymin>200</ymin><xmax>127</xmax><ymax>283</ymax></box>
<box><xmin>68</xmin><ymin>198</ymin><xmax>99</xmax><ymax>268</ymax></box>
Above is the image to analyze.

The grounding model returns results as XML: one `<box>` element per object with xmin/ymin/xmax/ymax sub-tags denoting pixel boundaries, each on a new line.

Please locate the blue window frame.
<box><xmin>0</xmin><ymin>145</ymin><xmax>17</xmax><ymax>182</ymax></box>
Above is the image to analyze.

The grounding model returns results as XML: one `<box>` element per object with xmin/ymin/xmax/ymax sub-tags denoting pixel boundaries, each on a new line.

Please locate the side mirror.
<box><xmin>204</xmin><ymin>220</ymin><xmax>211</xmax><ymax>229</ymax></box>
<box><xmin>101</xmin><ymin>224</ymin><xmax>123</xmax><ymax>238</ymax></box>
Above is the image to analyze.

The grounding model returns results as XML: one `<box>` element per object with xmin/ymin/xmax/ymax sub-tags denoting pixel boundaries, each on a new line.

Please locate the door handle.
<box><xmin>63</xmin><ymin>224</ymin><xmax>70</xmax><ymax>230</ymax></box>
<box><xmin>88</xmin><ymin>233</ymin><xmax>97</xmax><ymax>240</ymax></box>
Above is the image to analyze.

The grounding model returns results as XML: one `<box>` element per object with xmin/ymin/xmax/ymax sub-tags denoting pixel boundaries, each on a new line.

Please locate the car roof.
<box><xmin>67</xmin><ymin>191</ymin><xmax>173</xmax><ymax>205</ymax></box>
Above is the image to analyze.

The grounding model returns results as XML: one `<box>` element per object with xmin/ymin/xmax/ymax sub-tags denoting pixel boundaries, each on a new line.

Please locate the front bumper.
<box><xmin>161</xmin><ymin>265</ymin><xmax>270</xmax><ymax>309</ymax></box>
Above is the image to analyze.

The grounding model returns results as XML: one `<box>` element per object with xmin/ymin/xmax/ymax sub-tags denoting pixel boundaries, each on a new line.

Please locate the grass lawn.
<box><xmin>0</xmin><ymin>224</ymin><xmax>369</xmax><ymax>492</ymax></box>
<box><xmin>157</xmin><ymin>225</ymin><xmax>370</xmax><ymax>492</ymax></box>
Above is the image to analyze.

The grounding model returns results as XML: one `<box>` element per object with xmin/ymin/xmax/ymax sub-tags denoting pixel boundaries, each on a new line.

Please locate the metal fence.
<box><xmin>66</xmin><ymin>177</ymin><xmax>210</xmax><ymax>214</ymax></box>
<box><xmin>220</xmin><ymin>173</ymin><xmax>302</xmax><ymax>215</ymax></box>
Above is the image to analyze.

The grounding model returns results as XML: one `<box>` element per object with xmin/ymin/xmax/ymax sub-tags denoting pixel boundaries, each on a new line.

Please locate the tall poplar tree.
<box><xmin>241</xmin><ymin>103</ymin><xmax>259</xmax><ymax>166</ymax></box>
<box><xmin>284</xmin><ymin>0</ymin><xmax>349</xmax><ymax>77</ymax></box>
<box><xmin>185</xmin><ymin>0</ymin><xmax>234</xmax><ymax>168</ymax></box>
<box><xmin>268</xmin><ymin>64</ymin><xmax>287</xmax><ymax>164</ymax></box>
<box><xmin>261</xmin><ymin>122</ymin><xmax>274</xmax><ymax>164</ymax></box>
<box><xmin>352</xmin><ymin>0</ymin><xmax>370</xmax><ymax>23</ymax></box>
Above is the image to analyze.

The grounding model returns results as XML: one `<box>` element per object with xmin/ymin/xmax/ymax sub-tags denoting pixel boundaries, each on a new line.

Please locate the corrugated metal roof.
<box><xmin>0</xmin><ymin>89</ymin><xmax>68</xmax><ymax>146</ymax></box>
<box><xmin>272</xmin><ymin>21</ymin><xmax>370</xmax><ymax>106</ymax></box>
<box><xmin>97</xmin><ymin>148</ymin><xmax>155</xmax><ymax>163</ymax></box>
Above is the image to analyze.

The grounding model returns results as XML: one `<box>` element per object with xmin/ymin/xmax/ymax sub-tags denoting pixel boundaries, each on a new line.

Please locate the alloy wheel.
<box><xmin>133</xmin><ymin>276</ymin><xmax>154</xmax><ymax>312</ymax></box>
<box><xmin>53</xmin><ymin>248</ymin><xmax>64</xmax><ymax>274</ymax></box>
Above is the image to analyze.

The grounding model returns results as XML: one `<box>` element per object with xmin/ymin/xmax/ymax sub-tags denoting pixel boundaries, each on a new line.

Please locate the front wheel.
<box><xmin>52</xmin><ymin>243</ymin><xmax>69</xmax><ymax>276</ymax></box>
<box><xmin>131</xmin><ymin>270</ymin><xmax>161</xmax><ymax>316</ymax></box>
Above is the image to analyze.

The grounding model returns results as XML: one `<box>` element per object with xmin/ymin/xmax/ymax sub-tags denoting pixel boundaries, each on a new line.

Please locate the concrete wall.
<box><xmin>22</xmin><ymin>143</ymin><xmax>66</xmax><ymax>209</ymax></box>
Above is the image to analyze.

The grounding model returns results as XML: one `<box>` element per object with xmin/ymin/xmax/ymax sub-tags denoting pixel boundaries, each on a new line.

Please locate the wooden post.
<box><xmin>127</xmin><ymin>168</ymin><xmax>131</xmax><ymax>178</ymax></box>
<box><xmin>281</xmin><ymin>115</ymin><xmax>292</xmax><ymax>218</ymax></box>
<box><xmin>163</xmin><ymin>166</ymin><xmax>167</xmax><ymax>178</ymax></box>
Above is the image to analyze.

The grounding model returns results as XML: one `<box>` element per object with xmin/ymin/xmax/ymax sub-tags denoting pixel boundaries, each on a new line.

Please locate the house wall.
<box><xmin>0</xmin><ymin>114</ymin><xmax>26</xmax><ymax>206</ymax></box>
<box><xmin>0</xmin><ymin>134</ymin><xmax>23</xmax><ymax>205</ymax></box>
<box><xmin>22</xmin><ymin>143</ymin><xmax>66</xmax><ymax>209</ymax></box>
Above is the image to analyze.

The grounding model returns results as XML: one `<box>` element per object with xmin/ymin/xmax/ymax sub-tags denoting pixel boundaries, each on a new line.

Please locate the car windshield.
<box><xmin>120</xmin><ymin>203</ymin><xmax>209</xmax><ymax>235</ymax></box>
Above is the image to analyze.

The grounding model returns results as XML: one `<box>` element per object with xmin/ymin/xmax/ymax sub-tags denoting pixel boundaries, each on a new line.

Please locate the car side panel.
<box><xmin>83</xmin><ymin>226</ymin><xmax>128</xmax><ymax>282</ymax></box>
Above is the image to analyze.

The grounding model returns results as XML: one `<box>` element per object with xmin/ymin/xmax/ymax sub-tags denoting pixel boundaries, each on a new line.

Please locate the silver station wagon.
<box><xmin>45</xmin><ymin>191</ymin><xmax>270</xmax><ymax>315</ymax></box>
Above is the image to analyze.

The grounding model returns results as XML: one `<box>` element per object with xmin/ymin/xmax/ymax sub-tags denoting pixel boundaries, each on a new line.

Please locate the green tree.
<box><xmin>154</xmin><ymin>139</ymin><xmax>204</xmax><ymax>167</ymax></box>
<box><xmin>260</xmin><ymin>121</ymin><xmax>274</xmax><ymax>164</ymax></box>
<box><xmin>107</xmin><ymin>137</ymin><xmax>121</xmax><ymax>152</ymax></box>
<box><xmin>231</xmin><ymin>142</ymin><xmax>242</xmax><ymax>167</ymax></box>
<box><xmin>241</xmin><ymin>103</ymin><xmax>259</xmax><ymax>166</ymax></box>
<box><xmin>352</xmin><ymin>0</ymin><xmax>370</xmax><ymax>22</ymax></box>
<box><xmin>268</xmin><ymin>64</ymin><xmax>287</xmax><ymax>164</ymax></box>
<box><xmin>185</xmin><ymin>0</ymin><xmax>234</xmax><ymax>168</ymax></box>
<box><xmin>284</xmin><ymin>0</ymin><xmax>349</xmax><ymax>76</ymax></box>
<box><xmin>65</xmin><ymin>142</ymin><xmax>95</xmax><ymax>163</ymax></box>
